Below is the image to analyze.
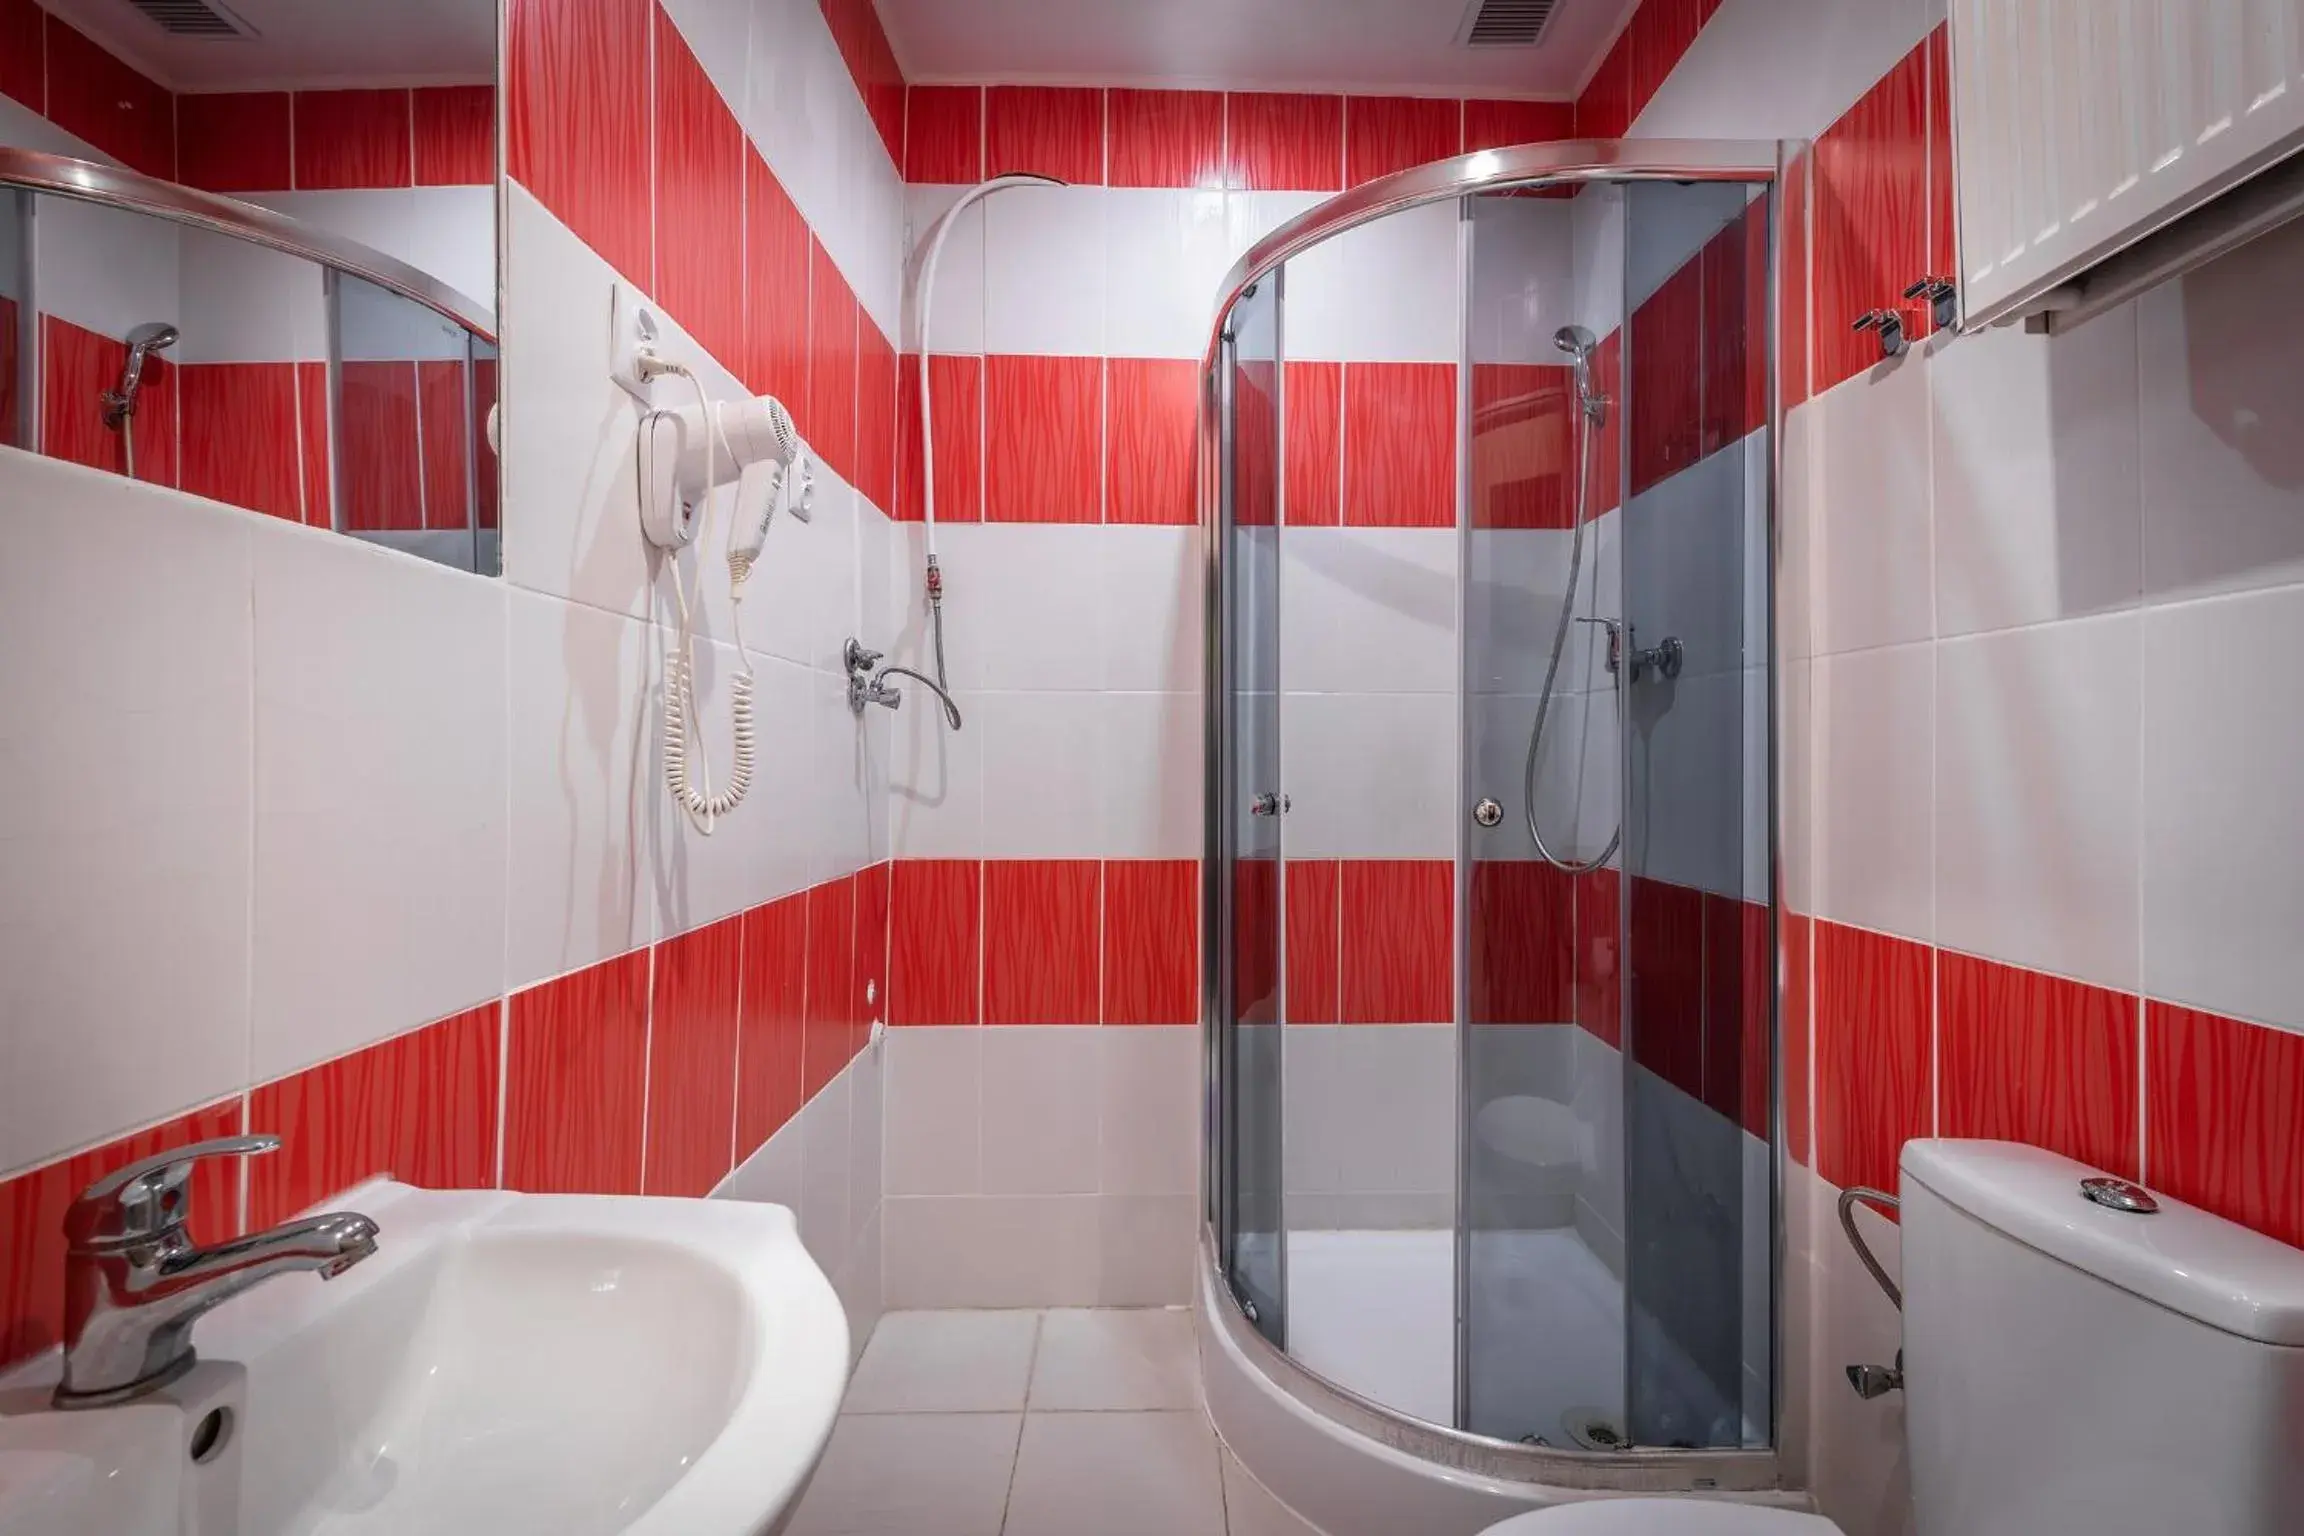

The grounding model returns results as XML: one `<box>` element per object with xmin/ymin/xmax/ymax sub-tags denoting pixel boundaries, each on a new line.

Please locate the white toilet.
<box><xmin>1482</xmin><ymin>1138</ymin><xmax>2304</xmax><ymax>1536</ymax></box>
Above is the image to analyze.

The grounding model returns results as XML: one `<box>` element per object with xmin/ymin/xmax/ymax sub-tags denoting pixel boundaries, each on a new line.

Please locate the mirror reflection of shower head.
<box><xmin>1553</xmin><ymin>324</ymin><xmax>1606</xmax><ymax>426</ymax></box>
<box><xmin>104</xmin><ymin>322</ymin><xmax>180</xmax><ymax>427</ymax></box>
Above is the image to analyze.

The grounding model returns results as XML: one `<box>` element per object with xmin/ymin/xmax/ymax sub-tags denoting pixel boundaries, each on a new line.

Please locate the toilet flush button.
<box><xmin>2080</xmin><ymin>1176</ymin><xmax>2159</xmax><ymax>1214</ymax></box>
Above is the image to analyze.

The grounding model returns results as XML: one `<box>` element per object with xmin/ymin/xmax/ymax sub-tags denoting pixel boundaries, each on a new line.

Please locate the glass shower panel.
<box><xmin>1220</xmin><ymin>275</ymin><xmax>1286</xmax><ymax>1347</ymax></box>
<box><xmin>1461</xmin><ymin>184</ymin><xmax>1632</xmax><ymax>1448</ymax></box>
<box><xmin>0</xmin><ymin>189</ymin><xmax>24</xmax><ymax>450</ymax></box>
<box><xmin>1618</xmin><ymin>178</ymin><xmax>1773</xmax><ymax>1450</ymax></box>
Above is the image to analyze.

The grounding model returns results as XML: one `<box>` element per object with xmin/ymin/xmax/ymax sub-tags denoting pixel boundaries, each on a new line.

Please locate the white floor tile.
<box><xmin>843</xmin><ymin>1310</ymin><xmax>1042</xmax><ymax>1414</ymax></box>
<box><xmin>784</xmin><ymin>1413</ymin><xmax>1021</xmax><ymax>1536</ymax></box>
<box><xmin>1028</xmin><ymin>1308</ymin><xmax>1201</xmax><ymax>1412</ymax></box>
<box><xmin>1002</xmin><ymin>1411</ymin><xmax>1226</xmax><ymax>1536</ymax></box>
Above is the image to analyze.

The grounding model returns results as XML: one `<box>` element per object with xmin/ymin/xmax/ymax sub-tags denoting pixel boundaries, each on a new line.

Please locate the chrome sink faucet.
<box><xmin>51</xmin><ymin>1135</ymin><xmax>380</xmax><ymax>1410</ymax></box>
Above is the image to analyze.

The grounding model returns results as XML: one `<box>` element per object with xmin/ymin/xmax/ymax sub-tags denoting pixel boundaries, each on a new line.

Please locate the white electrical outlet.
<box><xmin>609</xmin><ymin>281</ymin><xmax>660</xmax><ymax>403</ymax></box>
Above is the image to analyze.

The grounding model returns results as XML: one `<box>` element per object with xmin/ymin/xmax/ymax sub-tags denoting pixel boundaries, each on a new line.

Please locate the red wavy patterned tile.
<box><xmin>503</xmin><ymin>949</ymin><xmax>649</xmax><ymax>1194</ymax></box>
<box><xmin>1630</xmin><ymin>257</ymin><xmax>1703</xmax><ymax>496</ymax></box>
<box><xmin>1235</xmin><ymin>856</ymin><xmax>1281</xmax><ymax>1024</ymax></box>
<box><xmin>297</xmin><ymin>362</ymin><xmax>330</xmax><ymax>526</ymax></box>
<box><xmin>414</xmin><ymin>85</ymin><xmax>495</xmax><ymax>186</ymax></box>
<box><xmin>1925</xmin><ymin>24</ymin><xmax>1955</xmax><ymax>325</ymax></box>
<box><xmin>293</xmin><ymin>89</ymin><xmax>413</xmax><ymax>190</ymax></box>
<box><xmin>983</xmin><ymin>859</ymin><xmax>1101</xmax><ymax>1025</ymax></box>
<box><xmin>1589</xmin><ymin>330</ymin><xmax>1622</xmax><ymax>515</ymax></box>
<box><xmin>1628</xmin><ymin>877</ymin><xmax>1705</xmax><ymax>1100</ymax></box>
<box><xmin>0</xmin><ymin>296</ymin><xmax>17</xmax><ymax>450</ymax></box>
<box><xmin>44</xmin><ymin>14</ymin><xmax>173</xmax><ymax>177</ymax></box>
<box><xmin>2147</xmin><ymin>1003</ymin><xmax>2304</xmax><ymax>1250</ymax></box>
<box><xmin>987</xmin><ymin>354</ymin><xmax>1101</xmax><ymax>523</ymax></box>
<box><xmin>473</xmin><ymin>356</ymin><xmax>499</xmax><ymax>530</ymax></box>
<box><xmin>1233</xmin><ymin>359</ymin><xmax>1279</xmax><ymax>528</ymax></box>
<box><xmin>1573</xmin><ymin>866</ymin><xmax>1621</xmax><ymax>1048</ymax></box>
<box><xmin>1735</xmin><ymin>898</ymin><xmax>1775</xmax><ymax>1136</ymax></box>
<box><xmin>1346</xmin><ymin>97</ymin><xmax>1460</xmax><ymax>186</ymax></box>
<box><xmin>1463</xmin><ymin>99</ymin><xmax>1575</xmax><ymax>155</ymax></box>
<box><xmin>1779</xmin><ymin>152</ymin><xmax>1810</xmax><ymax>411</ymax></box>
<box><xmin>1938</xmin><ymin>951</ymin><xmax>2138</xmax><ymax>1178</ymax></box>
<box><xmin>806</xmin><ymin>239</ymin><xmax>859</xmax><ymax>485</ymax></box>
<box><xmin>803</xmin><ymin>875</ymin><xmax>857</xmax><ymax>1098</ymax></box>
<box><xmin>0</xmin><ymin>0</ymin><xmax>40</xmax><ymax>115</ymax></box>
<box><xmin>247</xmin><ymin>1002</ymin><xmax>500</xmax><ymax>1229</ymax></box>
<box><xmin>179</xmin><ymin>363</ymin><xmax>302</xmax><ymax>522</ymax></box>
<box><xmin>39</xmin><ymin>316</ymin><xmax>125</xmax><ymax>476</ymax></box>
<box><xmin>890</xmin><ymin>859</ymin><xmax>980</xmax><ymax>1025</ymax></box>
<box><xmin>1471</xmin><ymin>362</ymin><xmax>1574</xmax><ymax>529</ymax></box>
<box><xmin>1344</xmin><ymin>361</ymin><xmax>1455</xmax><ymax>528</ymax></box>
<box><xmin>745</xmin><ymin>149</ymin><xmax>810</xmax><ymax>406</ymax></box>
<box><xmin>1812</xmin><ymin>40</ymin><xmax>1928</xmax><ymax>394</ymax></box>
<box><xmin>986</xmin><ymin>86</ymin><xmax>1105</xmax><ymax>185</ymax></box>
<box><xmin>1783</xmin><ymin>911</ymin><xmax>1812</xmax><ymax>1164</ymax></box>
<box><xmin>178</xmin><ymin>93</ymin><xmax>291</xmax><ymax>192</ymax></box>
<box><xmin>1698</xmin><ymin>207</ymin><xmax>1769</xmax><ymax>454</ymax></box>
<box><xmin>2</xmin><ymin>1100</ymin><xmax>243</xmax><ymax>1372</ymax></box>
<box><xmin>905</xmin><ymin>85</ymin><xmax>982</xmax><ymax>184</ymax></box>
<box><xmin>134</xmin><ymin>354</ymin><xmax>177</xmax><ymax>489</ymax></box>
<box><xmin>506</xmin><ymin>0</ymin><xmax>652</xmax><ymax>287</ymax></box>
<box><xmin>853</xmin><ymin>862</ymin><xmax>890</xmax><ymax>1056</ymax></box>
<box><xmin>1103</xmin><ymin>859</ymin><xmax>1198</xmax><ymax>1025</ymax></box>
<box><xmin>1575</xmin><ymin>24</ymin><xmax>1633</xmax><ymax>139</ymax></box>
<box><xmin>1340</xmin><ymin>859</ymin><xmax>1452</xmax><ymax>1025</ymax></box>
<box><xmin>1469</xmin><ymin>860</ymin><xmax>1573</xmax><ymax>1025</ymax></box>
<box><xmin>828</xmin><ymin>0</ymin><xmax>904</xmax><ymax>165</ymax></box>
<box><xmin>654</xmin><ymin>16</ymin><xmax>745</xmax><ymax>379</ymax></box>
<box><xmin>1285</xmin><ymin>859</ymin><xmax>1339</xmax><ymax>1025</ymax></box>
<box><xmin>646</xmin><ymin>915</ymin><xmax>743</xmax><ymax>1197</ymax></box>
<box><xmin>857</xmin><ymin>320</ymin><xmax>898</xmax><ymax>516</ymax></box>
<box><xmin>737</xmin><ymin>894</ymin><xmax>808</xmax><ymax>1156</ymax></box>
<box><xmin>1283</xmin><ymin>359</ymin><xmax>1340</xmax><ymax>526</ymax></box>
<box><xmin>1814</xmin><ymin>921</ymin><xmax>1933</xmax><ymax>1204</ymax></box>
<box><xmin>1110</xmin><ymin>89</ymin><xmax>1224</xmax><ymax>190</ymax></box>
<box><xmin>1107</xmin><ymin>357</ymin><xmax>1198</xmax><ymax>526</ymax></box>
<box><xmin>1225</xmin><ymin>93</ymin><xmax>1344</xmax><ymax>192</ymax></box>
<box><xmin>417</xmin><ymin>360</ymin><xmax>471</xmax><ymax>530</ymax></box>
<box><xmin>898</xmin><ymin>352</ymin><xmax>983</xmax><ymax>524</ymax></box>
<box><xmin>340</xmin><ymin>361</ymin><xmax>423</xmax><ymax>531</ymax></box>
<box><xmin>1625</xmin><ymin>0</ymin><xmax>1709</xmax><ymax>119</ymax></box>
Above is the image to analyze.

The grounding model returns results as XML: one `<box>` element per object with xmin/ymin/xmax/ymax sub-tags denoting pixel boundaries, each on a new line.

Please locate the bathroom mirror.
<box><xmin>0</xmin><ymin>0</ymin><xmax>501</xmax><ymax>574</ymax></box>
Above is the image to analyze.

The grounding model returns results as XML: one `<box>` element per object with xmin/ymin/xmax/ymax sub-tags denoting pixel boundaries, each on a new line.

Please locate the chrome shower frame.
<box><xmin>1197</xmin><ymin>138</ymin><xmax>1794</xmax><ymax>1495</ymax></box>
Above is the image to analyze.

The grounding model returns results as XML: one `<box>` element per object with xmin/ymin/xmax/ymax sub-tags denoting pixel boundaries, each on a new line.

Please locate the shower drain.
<box><xmin>1560</xmin><ymin>1408</ymin><xmax>1629</xmax><ymax>1452</ymax></box>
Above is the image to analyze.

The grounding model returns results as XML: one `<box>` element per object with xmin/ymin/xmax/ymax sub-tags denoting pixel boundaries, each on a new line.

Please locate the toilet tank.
<box><xmin>1900</xmin><ymin>1140</ymin><xmax>2304</xmax><ymax>1536</ymax></box>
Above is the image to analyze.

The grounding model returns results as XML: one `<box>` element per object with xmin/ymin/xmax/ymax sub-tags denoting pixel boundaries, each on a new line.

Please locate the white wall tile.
<box><xmin>889</xmin><ymin>684</ymin><xmax>984</xmax><ymax>858</ymax></box>
<box><xmin>1633</xmin><ymin>0</ymin><xmax>1946</xmax><ymax>142</ymax></box>
<box><xmin>1465</xmin><ymin>528</ymin><xmax>1576</xmax><ymax>697</ymax></box>
<box><xmin>1628</xmin><ymin>667</ymin><xmax>1748</xmax><ymax>899</ymax></box>
<box><xmin>798</xmin><ymin>1064</ymin><xmax>854</xmax><ymax>1281</ymax></box>
<box><xmin>1097</xmin><ymin>693</ymin><xmax>1202</xmax><ymax>859</ymax></box>
<box><xmin>1568</xmin><ymin>183</ymin><xmax>1626</xmax><ymax>344</ymax></box>
<box><xmin>1096</xmin><ymin>1194</ymin><xmax>1197</xmax><ymax>1305</ymax></box>
<box><xmin>1930</xmin><ymin>311</ymin><xmax>2141</xmax><ymax>637</ymax></box>
<box><xmin>175</xmin><ymin>229</ymin><xmax>328</xmax><ymax>365</ymax></box>
<box><xmin>1935</xmin><ymin>614</ymin><xmax>2141</xmax><ymax>989</ymax></box>
<box><xmin>1624</xmin><ymin>180</ymin><xmax>1748</xmax><ymax>312</ymax></box>
<box><xmin>1333</xmin><ymin>1025</ymin><xmax>1457</xmax><ymax>1194</ymax></box>
<box><xmin>1622</xmin><ymin>443</ymin><xmax>1754</xmax><ymax>679</ymax></box>
<box><xmin>977</xmin><ymin>691</ymin><xmax>1102</xmax><ymax>857</ymax></box>
<box><xmin>1813</xmin><ymin>352</ymin><xmax>1933</xmax><ymax>655</ymax></box>
<box><xmin>250</xmin><ymin>525</ymin><xmax>507</xmax><ymax>1080</ymax></box>
<box><xmin>904</xmin><ymin>185</ymin><xmax>986</xmax><ymax>355</ymax></box>
<box><xmin>1104</xmin><ymin>187</ymin><xmax>1238</xmax><ymax>362</ymax></box>
<box><xmin>1812</xmin><ymin>640</ymin><xmax>1933</xmax><ymax>942</ymax></box>
<box><xmin>939</xmin><ymin>523</ymin><xmax>1108</xmax><ymax>691</ymax></box>
<box><xmin>1779</xmin><ymin>404</ymin><xmax>1819</xmax><ymax>663</ymax></box>
<box><xmin>246</xmin><ymin>189</ymin><xmax>496</xmax><ymax>323</ymax></box>
<box><xmin>1281</xmin><ymin>527</ymin><xmax>1458</xmax><ymax>696</ymax></box>
<box><xmin>883</xmin><ymin>1194</ymin><xmax>1103</xmax><ymax>1308</ymax></box>
<box><xmin>35</xmin><ymin>199</ymin><xmax>181</xmax><ymax>349</ymax></box>
<box><xmin>1099</xmin><ymin>525</ymin><xmax>1205</xmax><ymax>693</ymax></box>
<box><xmin>1280</xmin><ymin>690</ymin><xmax>1458</xmax><ymax>859</ymax></box>
<box><xmin>0</xmin><ymin>457</ymin><xmax>252</xmax><ymax>1173</ymax></box>
<box><xmin>984</xmin><ymin>184</ymin><xmax>1108</xmax><ymax>358</ymax></box>
<box><xmin>885</xmin><ymin>1026</ymin><xmax>982</xmax><ymax>1197</ymax></box>
<box><xmin>981</xmin><ymin>1027</ymin><xmax>1102</xmax><ymax>1193</ymax></box>
<box><xmin>1467</xmin><ymin>195</ymin><xmax>1577</xmax><ymax>367</ymax></box>
<box><xmin>1098</xmin><ymin>1026</ymin><xmax>1200</xmax><ymax>1196</ymax></box>
<box><xmin>1467</xmin><ymin>690</ymin><xmax>1620</xmax><ymax>867</ymax></box>
<box><xmin>1284</xmin><ymin>202</ymin><xmax>1462</xmax><ymax>366</ymax></box>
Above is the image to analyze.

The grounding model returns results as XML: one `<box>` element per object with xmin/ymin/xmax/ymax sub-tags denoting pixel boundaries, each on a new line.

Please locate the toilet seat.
<box><xmin>1480</xmin><ymin>1499</ymin><xmax>1840</xmax><ymax>1535</ymax></box>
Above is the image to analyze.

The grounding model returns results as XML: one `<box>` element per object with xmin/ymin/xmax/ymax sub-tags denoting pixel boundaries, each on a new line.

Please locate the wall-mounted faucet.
<box><xmin>51</xmin><ymin>1135</ymin><xmax>379</xmax><ymax>1409</ymax></box>
<box><xmin>845</xmin><ymin>638</ymin><xmax>963</xmax><ymax>728</ymax></box>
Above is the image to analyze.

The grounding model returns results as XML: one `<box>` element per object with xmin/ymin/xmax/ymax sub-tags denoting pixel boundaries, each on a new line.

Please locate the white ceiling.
<box><xmin>43</xmin><ymin>0</ymin><xmax>494</xmax><ymax>92</ymax></box>
<box><xmin>878</xmin><ymin>0</ymin><xmax>1637</xmax><ymax>98</ymax></box>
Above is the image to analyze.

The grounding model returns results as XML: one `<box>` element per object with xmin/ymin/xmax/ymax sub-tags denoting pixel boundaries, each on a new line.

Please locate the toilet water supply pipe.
<box><xmin>912</xmin><ymin>172</ymin><xmax>1067</xmax><ymax>730</ymax></box>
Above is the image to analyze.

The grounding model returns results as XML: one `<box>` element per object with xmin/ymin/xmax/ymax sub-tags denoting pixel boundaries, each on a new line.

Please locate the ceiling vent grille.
<box><xmin>1458</xmin><ymin>0</ymin><xmax>1560</xmax><ymax>48</ymax></box>
<box><xmin>122</xmin><ymin>0</ymin><xmax>257</xmax><ymax>39</ymax></box>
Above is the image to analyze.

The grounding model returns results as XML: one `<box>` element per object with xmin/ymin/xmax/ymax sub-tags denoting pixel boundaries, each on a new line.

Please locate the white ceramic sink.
<box><xmin>0</xmin><ymin>1181</ymin><xmax>849</xmax><ymax>1534</ymax></box>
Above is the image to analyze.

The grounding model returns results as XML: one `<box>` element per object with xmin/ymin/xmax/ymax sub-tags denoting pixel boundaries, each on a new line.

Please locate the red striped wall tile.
<box><xmin>297</xmin><ymin>361</ymin><xmax>331</xmax><ymax>526</ymax></box>
<box><xmin>1812</xmin><ymin>39</ymin><xmax>1928</xmax><ymax>394</ymax></box>
<box><xmin>1470</xmin><ymin>362</ymin><xmax>1575</xmax><ymax>529</ymax></box>
<box><xmin>294</xmin><ymin>89</ymin><xmax>413</xmax><ymax>190</ymax></box>
<box><xmin>1283</xmin><ymin>359</ymin><xmax>1341</xmax><ymax>526</ymax></box>
<box><xmin>645</xmin><ymin>914</ymin><xmax>743</xmax><ymax>1198</ymax></box>
<box><xmin>1925</xmin><ymin>24</ymin><xmax>1955</xmax><ymax>321</ymax></box>
<box><xmin>1234</xmin><ymin>359</ymin><xmax>1279</xmax><ymax>527</ymax></box>
<box><xmin>133</xmin><ymin>353</ymin><xmax>177</xmax><ymax>490</ymax></box>
<box><xmin>1630</xmin><ymin>256</ymin><xmax>1703</xmax><ymax>495</ymax></box>
<box><xmin>418</xmin><ymin>359</ymin><xmax>472</xmax><ymax>531</ymax></box>
<box><xmin>1469</xmin><ymin>859</ymin><xmax>1574</xmax><ymax>1024</ymax></box>
<box><xmin>1109</xmin><ymin>88</ymin><xmax>1225</xmax><ymax>190</ymax></box>
<box><xmin>1340</xmin><ymin>859</ymin><xmax>1452</xmax><ymax>1025</ymax></box>
<box><xmin>506</xmin><ymin>0</ymin><xmax>653</xmax><ymax>287</ymax></box>
<box><xmin>2147</xmin><ymin>1003</ymin><xmax>2304</xmax><ymax>1251</ymax></box>
<box><xmin>414</xmin><ymin>84</ymin><xmax>496</xmax><ymax>186</ymax></box>
<box><xmin>856</xmin><ymin>3</ymin><xmax>906</xmax><ymax>165</ymax></box>
<box><xmin>806</xmin><ymin>238</ymin><xmax>859</xmax><ymax>485</ymax></box>
<box><xmin>1575</xmin><ymin>24</ymin><xmax>1634</xmax><ymax>140</ymax></box>
<box><xmin>1814</xmin><ymin>920</ymin><xmax>1933</xmax><ymax>1203</ymax></box>
<box><xmin>898</xmin><ymin>352</ymin><xmax>983</xmax><ymax>524</ymax></box>
<box><xmin>1226</xmin><ymin>93</ymin><xmax>1344</xmax><ymax>193</ymax></box>
<box><xmin>1629</xmin><ymin>877</ymin><xmax>1706</xmax><ymax>1100</ymax></box>
<box><xmin>473</xmin><ymin>355</ymin><xmax>499</xmax><ymax>530</ymax></box>
<box><xmin>986</xmin><ymin>86</ymin><xmax>1105</xmax><ymax>185</ymax></box>
<box><xmin>1711</xmin><ymin>894</ymin><xmax>1773</xmax><ymax>1137</ymax></box>
<box><xmin>1284</xmin><ymin>859</ymin><xmax>1339</xmax><ymax>1025</ymax></box>
<box><xmin>1463</xmin><ymin>99</ymin><xmax>1575</xmax><ymax>155</ymax></box>
<box><xmin>745</xmin><ymin>149</ymin><xmax>811</xmax><ymax>407</ymax></box>
<box><xmin>339</xmin><ymin>361</ymin><xmax>423</xmax><ymax>531</ymax></box>
<box><xmin>1783</xmin><ymin>911</ymin><xmax>1811</xmax><ymax>1165</ymax></box>
<box><xmin>503</xmin><ymin>949</ymin><xmax>650</xmax><ymax>1194</ymax></box>
<box><xmin>983</xmin><ymin>859</ymin><xmax>1102</xmax><ymax>1025</ymax></box>
<box><xmin>2</xmin><ymin>1100</ymin><xmax>242</xmax><ymax>1372</ymax></box>
<box><xmin>1698</xmin><ymin>207</ymin><xmax>1768</xmax><ymax>455</ymax></box>
<box><xmin>890</xmin><ymin>859</ymin><xmax>981</xmax><ymax>1025</ymax></box>
<box><xmin>987</xmin><ymin>353</ymin><xmax>1102</xmax><ymax>523</ymax></box>
<box><xmin>1235</xmin><ymin>856</ymin><xmax>1280</xmax><ymax>1024</ymax></box>
<box><xmin>44</xmin><ymin>14</ymin><xmax>173</xmax><ymax>177</ymax></box>
<box><xmin>1779</xmin><ymin>151</ymin><xmax>1810</xmax><ymax>411</ymax></box>
<box><xmin>39</xmin><ymin>315</ymin><xmax>125</xmax><ymax>476</ymax></box>
<box><xmin>179</xmin><ymin>362</ymin><xmax>302</xmax><ymax>522</ymax></box>
<box><xmin>1573</xmin><ymin>866</ymin><xmax>1621</xmax><ymax>1048</ymax></box>
<box><xmin>0</xmin><ymin>0</ymin><xmax>41</xmax><ymax>115</ymax></box>
<box><xmin>1938</xmin><ymin>950</ymin><xmax>2139</xmax><ymax>1178</ymax></box>
<box><xmin>905</xmin><ymin>85</ymin><xmax>983</xmax><ymax>184</ymax></box>
<box><xmin>246</xmin><ymin>1002</ymin><xmax>500</xmax><ymax>1229</ymax></box>
<box><xmin>737</xmin><ymin>894</ymin><xmax>809</xmax><ymax>1156</ymax></box>
<box><xmin>655</xmin><ymin>14</ymin><xmax>746</xmax><ymax>380</ymax></box>
<box><xmin>1106</xmin><ymin>356</ymin><xmax>1198</xmax><ymax>526</ymax></box>
<box><xmin>1344</xmin><ymin>361</ymin><xmax>1455</xmax><ymax>528</ymax></box>
<box><xmin>1625</xmin><ymin>0</ymin><xmax>1709</xmax><ymax>118</ymax></box>
<box><xmin>1346</xmin><ymin>96</ymin><xmax>1461</xmax><ymax>187</ymax></box>
<box><xmin>853</xmin><ymin>861</ymin><xmax>890</xmax><ymax>1057</ymax></box>
<box><xmin>1103</xmin><ymin>859</ymin><xmax>1198</xmax><ymax>1026</ymax></box>
<box><xmin>803</xmin><ymin>875</ymin><xmax>857</xmax><ymax>1098</ymax></box>
<box><xmin>178</xmin><ymin>92</ymin><xmax>292</xmax><ymax>193</ymax></box>
<box><xmin>857</xmin><ymin>320</ymin><xmax>898</xmax><ymax>515</ymax></box>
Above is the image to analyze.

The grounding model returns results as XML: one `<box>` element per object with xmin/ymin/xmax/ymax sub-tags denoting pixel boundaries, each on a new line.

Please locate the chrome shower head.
<box><xmin>1553</xmin><ymin>325</ymin><xmax>1606</xmax><ymax>425</ymax></box>
<box><xmin>104</xmin><ymin>321</ymin><xmax>180</xmax><ymax>428</ymax></box>
<box><xmin>1552</xmin><ymin>324</ymin><xmax>1597</xmax><ymax>361</ymax></box>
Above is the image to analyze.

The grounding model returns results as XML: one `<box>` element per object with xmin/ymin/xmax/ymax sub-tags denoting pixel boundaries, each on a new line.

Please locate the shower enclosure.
<box><xmin>1202</xmin><ymin>142</ymin><xmax>1786</xmax><ymax>1475</ymax></box>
